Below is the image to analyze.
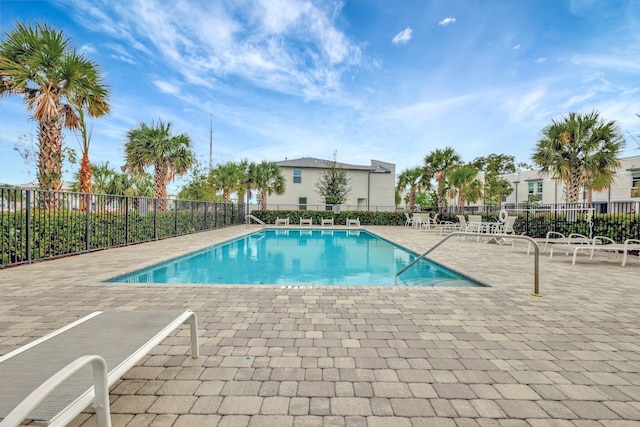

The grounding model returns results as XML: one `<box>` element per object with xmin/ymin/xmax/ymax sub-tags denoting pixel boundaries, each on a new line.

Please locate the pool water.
<box><xmin>110</xmin><ymin>229</ymin><xmax>480</xmax><ymax>287</ymax></box>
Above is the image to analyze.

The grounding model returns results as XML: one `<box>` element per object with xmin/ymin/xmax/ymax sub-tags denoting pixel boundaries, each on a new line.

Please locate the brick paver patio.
<box><xmin>1</xmin><ymin>225</ymin><xmax>639</xmax><ymax>426</ymax></box>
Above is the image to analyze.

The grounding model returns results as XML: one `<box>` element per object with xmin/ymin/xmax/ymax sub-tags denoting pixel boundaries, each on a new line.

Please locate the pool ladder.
<box><xmin>395</xmin><ymin>231</ymin><xmax>541</xmax><ymax>296</ymax></box>
<box><xmin>245</xmin><ymin>215</ymin><xmax>265</xmax><ymax>229</ymax></box>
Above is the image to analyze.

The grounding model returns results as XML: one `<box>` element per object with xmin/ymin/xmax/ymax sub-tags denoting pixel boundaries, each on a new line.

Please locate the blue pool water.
<box><xmin>110</xmin><ymin>229</ymin><xmax>480</xmax><ymax>287</ymax></box>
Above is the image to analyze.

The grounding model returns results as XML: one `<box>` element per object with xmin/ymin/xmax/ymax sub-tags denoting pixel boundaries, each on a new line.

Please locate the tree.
<box><xmin>178</xmin><ymin>160</ymin><xmax>218</xmax><ymax>201</ymax></box>
<box><xmin>0</xmin><ymin>22</ymin><xmax>110</xmax><ymax>192</ymax></box>
<box><xmin>423</xmin><ymin>147</ymin><xmax>462</xmax><ymax>211</ymax></box>
<box><xmin>470</xmin><ymin>154</ymin><xmax>516</xmax><ymax>175</ymax></box>
<box><xmin>315</xmin><ymin>154</ymin><xmax>351</xmax><ymax>206</ymax></box>
<box><xmin>470</xmin><ymin>154</ymin><xmax>514</xmax><ymax>206</ymax></box>
<box><xmin>123</xmin><ymin>120</ymin><xmax>195</xmax><ymax>210</ymax></box>
<box><xmin>208</xmin><ymin>161</ymin><xmax>246</xmax><ymax>202</ymax></box>
<box><xmin>254</xmin><ymin>161</ymin><xmax>285</xmax><ymax>210</ymax></box>
<box><xmin>396</xmin><ymin>166</ymin><xmax>428</xmax><ymax>211</ymax></box>
<box><xmin>447</xmin><ymin>165</ymin><xmax>483</xmax><ymax>212</ymax></box>
<box><xmin>532</xmin><ymin>111</ymin><xmax>624</xmax><ymax>203</ymax></box>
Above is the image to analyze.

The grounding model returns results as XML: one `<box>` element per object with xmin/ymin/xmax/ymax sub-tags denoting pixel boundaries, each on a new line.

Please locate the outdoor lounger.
<box><xmin>0</xmin><ymin>309</ymin><xmax>199</xmax><ymax>427</ymax></box>
<box><xmin>557</xmin><ymin>237</ymin><xmax>640</xmax><ymax>266</ymax></box>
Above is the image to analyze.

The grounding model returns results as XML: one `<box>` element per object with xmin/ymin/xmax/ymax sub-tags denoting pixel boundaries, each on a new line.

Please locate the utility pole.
<box><xmin>209</xmin><ymin>113</ymin><xmax>213</xmax><ymax>168</ymax></box>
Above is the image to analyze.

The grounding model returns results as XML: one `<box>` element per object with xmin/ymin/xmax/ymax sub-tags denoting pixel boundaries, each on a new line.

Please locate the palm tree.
<box><xmin>254</xmin><ymin>161</ymin><xmax>285</xmax><ymax>210</ymax></box>
<box><xmin>123</xmin><ymin>120</ymin><xmax>195</xmax><ymax>210</ymax></box>
<box><xmin>447</xmin><ymin>165</ymin><xmax>483</xmax><ymax>211</ymax></box>
<box><xmin>0</xmin><ymin>22</ymin><xmax>110</xmax><ymax>193</ymax></box>
<box><xmin>208</xmin><ymin>161</ymin><xmax>246</xmax><ymax>202</ymax></box>
<box><xmin>396</xmin><ymin>167</ymin><xmax>428</xmax><ymax>211</ymax></box>
<box><xmin>423</xmin><ymin>147</ymin><xmax>462</xmax><ymax>211</ymax></box>
<box><xmin>533</xmin><ymin>111</ymin><xmax>624</xmax><ymax>203</ymax></box>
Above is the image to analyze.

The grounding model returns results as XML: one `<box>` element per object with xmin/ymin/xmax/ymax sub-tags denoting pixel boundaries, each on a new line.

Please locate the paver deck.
<box><xmin>1</xmin><ymin>225</ymin><xmax>639</xmax><ymax>426</ymax></box>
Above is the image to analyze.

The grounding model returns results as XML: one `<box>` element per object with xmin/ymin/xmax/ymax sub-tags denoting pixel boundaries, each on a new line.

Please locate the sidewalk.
<box><xmin>0</xmin><ymin>225</ymin><xmax>639</xmax><ymax>426</ymax></box>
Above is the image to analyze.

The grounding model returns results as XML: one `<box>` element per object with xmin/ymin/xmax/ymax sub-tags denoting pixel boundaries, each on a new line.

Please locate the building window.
<box><xmin>528</xmin><ymin>181</ymin><xmax>543</xmax><ymax>201</ymax></box>
<box><xmin>632</xmin><ymin>173</ymin><xmax>640</xmax><ymax>197</ymax></box>
<box><xmin>340</xmin><ymin>172</ymin><xmax>347</xmax><ymax>185</ymax></box>
<box><xmin>293</xmin><ymin>169</ymin><xmax>301</xmax><ymax>184</ymax></box>
<box><xmin>299</xmin><ymin>197</ymin><xmax>307</xmax><ymax>210</ymax></box>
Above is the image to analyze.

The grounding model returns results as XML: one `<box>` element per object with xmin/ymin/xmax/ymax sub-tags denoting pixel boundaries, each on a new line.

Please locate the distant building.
<box><xmin>266</xmin><ymin>157</ymin><xmax>396</xmax><ymax>211</ymax></box>
<box><xmin>501</xmin><ymin>155</ymin><xmax>640</xmax><ymax>208</ymax></box>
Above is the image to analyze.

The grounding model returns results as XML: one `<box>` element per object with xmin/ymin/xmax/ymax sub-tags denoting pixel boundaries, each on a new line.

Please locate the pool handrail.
<box><xmin>395</xmin><ymin>231</ymin><xmax>541</xmax><ymax>296</ymax></box>
<box><xmin>245</xmin><ymin>215</ymin><xmax>265</xmax><ymax>229</ymax></box>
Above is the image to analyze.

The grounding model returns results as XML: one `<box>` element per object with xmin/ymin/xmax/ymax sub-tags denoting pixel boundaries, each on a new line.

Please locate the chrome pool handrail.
<box><xmin>395</xmin><ymin>232</ymin><xmax>541</xmax><ymax>296</ymax></box>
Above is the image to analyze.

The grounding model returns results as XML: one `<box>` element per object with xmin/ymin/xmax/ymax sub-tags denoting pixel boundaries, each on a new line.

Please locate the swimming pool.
<box><xmin>110</xmin><ymin>229</ymin><xmax>481</xmax><ymax>287</ymax></box>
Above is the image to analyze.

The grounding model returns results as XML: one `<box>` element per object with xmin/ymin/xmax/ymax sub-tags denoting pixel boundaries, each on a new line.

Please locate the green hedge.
<box><xmin>250</xmin><ymin>210</ymin><xmax>407</xmax><ymax>226</ymax></box>
<box><xmin>1</xmin><ymin>208</ymin><xmax>241</xmax><ymax>266</ymax></box>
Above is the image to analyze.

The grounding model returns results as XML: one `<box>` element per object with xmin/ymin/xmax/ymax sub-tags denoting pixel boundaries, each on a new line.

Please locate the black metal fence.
<box><xmin>0</xmin><ymin>187</ymin><xmax>245</xmax><ymax>268</ymax></box>
<box><xmin>441</xmin><ymin>202</ymin><xmax>640</xmax><ymax>242</ymax></box>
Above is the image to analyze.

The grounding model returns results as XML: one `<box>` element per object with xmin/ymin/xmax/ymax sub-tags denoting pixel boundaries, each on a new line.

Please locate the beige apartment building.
<box><xmin>501</xmin><ymin>154</ymin><xmax>640</xmax><ymax>211</ymax></box>
<box><xmin>264</xmin><ymin>157</ymin><xmax>396</xmax><ymax>211</ymax></box>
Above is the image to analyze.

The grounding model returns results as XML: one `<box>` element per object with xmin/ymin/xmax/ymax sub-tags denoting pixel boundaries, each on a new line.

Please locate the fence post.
<box><xmin>153</xmin><ymin>199</ymin><xmax>158</xmax><ymax>240</ymax></box>
<box><xmin>190</xmin><ymin>201</ymin><xmax>194</xmax><ymax>232</ymax></box>
<box><xmin>174</xmin><ymin>199</ymin><xmax>179</xmax><ymax>236</ymax></box>
<box><xmin>525</xmin><ymin>209</ymin><xmax>530</xmax><ymax>236</ymax></box>
<box><xmin>85</xmin><ymin>194</ymin><xmax>91</xmax><ymax>253</ymax></box>
<box><xmin>125</xmin><ymin>197</ymin><xmax>130</xmax><ymax>244</ymax></box>
<box><xmin>25</xmin><ymin>190</ymin><xmax>31</xmax><ymax>263</ymax></box>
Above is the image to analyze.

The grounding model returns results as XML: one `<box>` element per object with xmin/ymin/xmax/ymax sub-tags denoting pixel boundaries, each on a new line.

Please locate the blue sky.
<box><xmin>1</xmin><ymin>0</ymin><xmax>640</xmax><ymax>192</ymax></box>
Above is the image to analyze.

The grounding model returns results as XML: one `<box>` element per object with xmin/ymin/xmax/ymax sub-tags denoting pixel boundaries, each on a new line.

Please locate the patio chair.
<box><xmin>403</xmin><ymin>212</ymin><xmax>414</xmax><ymax>227</ymax></box>
<box><xmin>300</xmin><ymin>218</ymin><xmax>313</xmax><ymax>226</ymax></box>
<box><xmin>467</xmin><ymin>214</ymin><xmax>484</xmax><ymax>234</ymax></box>
<box><xmin>544</xmin><ymin>232</ymin><xmax>589</xmax><ymax>252</ymax></box>
<box><xmin>275</xmin><ymin>217</ymin><xmax>289</xmax><ymax>226</ymax></box>
<box><xmin>422</xmin><ymin>213</ymin><xmax>439</xmax><ymax>232</ymax></box>
<box><xmin>548</xmin><ymin>234</ymin><xmax>594</xmax><ymax>260</ymax></box>
<box><xmin>568</xmin><ymin>237</ymin><xmax>640</xmax><ymax>266</ymax></box>
<box><xmin>321</xmin><ymin>218</ymin><xmax>334</xmax><ymax>226</ymax></box>
<box><xmin>346</xmin><ymin>218</ymin><xmax>361</xmax><ymax>227</ymax></box>
<box><xmin>0</xmin><ymin>309</ymin><xmax>199</xmax><ymax>427</ymax></box>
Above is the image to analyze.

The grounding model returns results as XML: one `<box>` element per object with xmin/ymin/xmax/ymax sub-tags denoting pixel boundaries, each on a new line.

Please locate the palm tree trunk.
<box><xmin>566</xmin><ymin>169</ymin><xmax>582</xmax><ymax>203</ymax></box>
<box><xmin>155</xmin><ymin>162</ymin><xmax>168</xmax><ymax>211</ymax></box>
<box><xmin>260</xmin><ymin>187</ymin><xmax>267</xmax><ymax>210</ymax></box>
<box><xmin>79</xmin><ymin>153</ymin><xmax>93</xmax><ymax>211</ymax></box>
<box><xmin>37</xmin><ymin>118</ymin><xmax>64</xmax><ymax>190</ymax></box>
<box><xmin>37</xmin><ymin>117</ymin><xmax>63</xmax><ymax>208</ymax></box>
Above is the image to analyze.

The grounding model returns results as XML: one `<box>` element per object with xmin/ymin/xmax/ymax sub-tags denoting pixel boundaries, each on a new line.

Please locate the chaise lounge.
<box><xmin>0</xmin><ymin>309</ymin><xmax>199</xmax><ymax>427</ymax></box>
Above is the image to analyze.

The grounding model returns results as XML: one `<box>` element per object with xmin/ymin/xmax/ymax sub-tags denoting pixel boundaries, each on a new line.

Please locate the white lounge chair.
<box><xmin>548</xmin><ymin>234</ymin><xmax>595</xmax><ymax>260</ymax></box>
<box><xmin>299</xmin><ymin>218</ymin><xmax>313</xmax><ymax>226</ymax></box>
<box><xmin>567</xmin><ymin>237</ymin><xmax>640</xmax><ymax>266</ymax></box>
<box><xmin>275</xmin><ymin>217</ymin><xmax>289</xmax><ymax>226</ymax></box>
<box><xmin>403</xmin><ymin>212</ymin><xmax>414</xmax><ymax>227</ymax></box>
<box><xmin>421</xmin><ymin>213</ymin><xmax>439</xmax><ymax>232</ymax></box>
<box><xmin>346</xmin><ymin>218</ymin><xmax>360</xmax><ymax>227</ymax></box>
<box><xmin>0</xmin><ymin>309</ymin><xmax>199</xmax><ymax>427</ymax></box>
<box><xmin>321</xmin><ymin>218</ymin><xmax>334</xmax><ymax>226</ymax></box>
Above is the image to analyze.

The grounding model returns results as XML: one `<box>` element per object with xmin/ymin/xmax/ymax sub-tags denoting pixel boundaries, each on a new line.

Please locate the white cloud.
<box><xmin>61</xmin><ymin>0</ymin><xmax>362</xmax><ymax>102</ymax></box>
<box><xmin>438</xmin><ymin>17</ymin><xmax>456</xmax><ymax>26</ymax></box>
<box><xmin>513</xmin><ymin>44</ymin><xmax>521</xmax><ymax>50</ymax></box>
<box><xmin>154</xmin><ymin>80</ymin><xmax>181</xmax><ymax>95</ymax></box>
<box><xmin>392</xmin><ymin>28</ymin><xmax>413</xmax><ymax>45</ymax></box>
<box><xmin>534</xmin><ymin>58</ymin><xmax>547</xmax><ymax>63</ymax></box>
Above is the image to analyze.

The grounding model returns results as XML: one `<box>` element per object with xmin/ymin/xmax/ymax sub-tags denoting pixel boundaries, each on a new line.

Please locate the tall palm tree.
<box><xmin>447</xmin><ymin>165</ymin><xmax>483</xmax><ymax>212</ymax></box>
<box><xmin>0</xmin><ymin>22</ymin><xmax>110</xmax><ymax>192</ymax></box>
<box><xmin>423</xmin><ymin>147</ymin><xmax>462</xmax><ymax>211</ymax></box>
<box><xmin>532</xmin><ymin>111</ymin><xmax>624</xmax><ymax>203</ymax></box>
<box><xmin>254</xmin><ymin>161</ymin><xmax>285</xmax><ymax>210</ymax></box>
<box><xmin>396</xmin><ymin>167</ymin><xmax>428</xmax><ymax>211</ymax></box>
<box><xmin>208</xmin><ymin>161</ymin><xmax>245</xmax><ymax>202</ymax></box>
<box><xmin>123</xmin><ymin>120</ymin><xmax>195</xmax><ymax>210</ymax></box>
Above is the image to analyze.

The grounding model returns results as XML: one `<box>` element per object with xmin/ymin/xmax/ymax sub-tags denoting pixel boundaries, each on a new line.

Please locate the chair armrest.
<box><xmin>2</xmin><ymin>355</ymin><xmax>111</xmax><ymax>427</ymax></box>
